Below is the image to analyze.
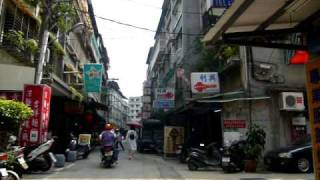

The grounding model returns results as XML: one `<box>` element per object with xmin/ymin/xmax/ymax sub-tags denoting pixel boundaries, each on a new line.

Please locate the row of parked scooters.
<box><xmin>0</xmin><ymin>136</ymin><xmax>57</xmax><ymax>180</ymax></box>
<box><xmin>177</xmin><ymin>140</ymin><xmax>247</xmax><ymax>173</ymax></box>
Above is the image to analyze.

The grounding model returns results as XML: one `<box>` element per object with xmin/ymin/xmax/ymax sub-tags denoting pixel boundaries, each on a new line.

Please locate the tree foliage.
<box><xmin>0</xmin><ymin>99</ymin><xmax>33</xmax><ymax>124</ymax></box>
<box><xmin>244</xmin><ymin>124</ymin><xmax>266</xmax><ymax>160</ymax></box>
<box><xmin>194</xmin><ymin>38</ymin><xmax>239</xmax><ymax>72</ymax></box>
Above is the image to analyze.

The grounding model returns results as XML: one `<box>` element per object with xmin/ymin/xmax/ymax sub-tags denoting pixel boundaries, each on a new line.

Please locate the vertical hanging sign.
<box><xmin>83</xmin><ymin>63</ymin><xmax>103</xmax><ymax>92</ymax></box>
<box><xmin>306</xmin><ymin>59</ymin><xmax>320</xmax><ymax>180</ymax></box>
<box><xmin>20</xmin><ymin>84</ymin><xmax>52</xmax><ymax>146</ymax></box>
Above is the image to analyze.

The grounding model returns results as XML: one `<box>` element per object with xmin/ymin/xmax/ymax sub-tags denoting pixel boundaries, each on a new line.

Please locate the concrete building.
<box><xmin>106</xmin><ymin>81</ymin><xmax>129</xmax><ymax>128</ymax></box>
<box><xmin>0</xmin><ymin>0</ymin><xmax>110</xmax><ymax>149</ymax></box>
<box><xmin>129</xmin><ymin>96</ymin><xmax>143</xmax><ymax>122</ymax></box>
<box><xmin>144</xmin><ymin>0</ymin><xmax>310</xmax><ymax>152</ymax></box>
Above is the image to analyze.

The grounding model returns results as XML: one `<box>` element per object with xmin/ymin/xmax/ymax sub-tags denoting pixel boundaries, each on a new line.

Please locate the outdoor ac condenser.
<box><xmin>279</xmin><ymin>92</ymin><xmax>305</xmax><ymax>111</ymax></box>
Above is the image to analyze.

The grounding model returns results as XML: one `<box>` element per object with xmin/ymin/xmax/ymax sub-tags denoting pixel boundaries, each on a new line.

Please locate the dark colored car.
<box><xmin>264</xmin><ymin>141</ymin><xmax>312</xmax><ymax>173</ymax></box>
<box><xmin>137</xmin><ymin>119</ymin><xmax>163</xmax><ymax>153</ymax></box>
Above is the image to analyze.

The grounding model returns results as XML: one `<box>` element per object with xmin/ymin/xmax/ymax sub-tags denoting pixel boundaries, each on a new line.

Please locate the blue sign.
<box><xmin>213</xmin><ymin>0</ymin><xmax>233</xmax><ymax>8</ymax></box>
<box><xmin>83</xmin><ymin>64</ymin><xmax>103</xmax><ymax>92</ymax></box>
<box><xmin>153</xmin><ymin>100</ymin><xmax>175</xmax><ymax>109</ymax></box>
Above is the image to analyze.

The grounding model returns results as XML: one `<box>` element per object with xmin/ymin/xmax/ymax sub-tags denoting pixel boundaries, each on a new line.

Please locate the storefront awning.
<box><xmin>197</xmin><ymin>96</ymin><xmax>270</xmax><ymax>103</ymax></box>
<box><xmin>202</xmin><ymin>0</ymin><xmax>320</xmax><ymax>48</ymax></box>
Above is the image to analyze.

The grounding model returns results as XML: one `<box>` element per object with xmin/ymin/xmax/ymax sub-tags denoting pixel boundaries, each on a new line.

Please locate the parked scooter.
<box><xmin>187</xmin><ymin>142</ymin><xmax>222</xmax><ymax>171</ymax></box>
<box><xmin>22</xmin><ymin>138</ymin><xmax>57</xmax><ymax>172</ymax></box>
<box><xmin>100</xmin><ymin>146</ymin><xmax>116</xmax><ymax>168</ymax></box>
<box><xmin>66</xmin><ymin>134</ymin><xmax>90</xmax><ymax>159</ymax></box>
<box><xmin>221</xmin><ymin>140</ymin><xmax>246</xmax><ymax>173</ymax></box>
<box><xmin>0</xmin><ymin>152</ymin><xmax>21</xmax><ymax>180</ymax></box>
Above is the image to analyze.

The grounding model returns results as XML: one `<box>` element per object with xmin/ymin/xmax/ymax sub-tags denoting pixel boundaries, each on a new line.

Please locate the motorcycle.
<box><xmin>22</xmin><ymin>138</ymin><xmax>57</xmax><ymax>172</ymax></box>
<box><xmin>221</xmin><ymin>140</ymin><xmax>246</xmax><ymax>173</ymax></box>
<box><xmin>187</xmin><ymin>142</ymin><xmax>222</xmax><ymax>171</ymax></box>
<box><xmin>100</xmin><ymin>146</ymin><xmax>116</xmax><ymax>168</ymax></box>
<box><xmin>66</xmin><ymin>136</ymin><xmax>90</xmax><ymax>159</ymax></box>
<box><xmin>0</xmin><ymin>152</ymin><xmax>21</xmax><ymax>180</ymax></box>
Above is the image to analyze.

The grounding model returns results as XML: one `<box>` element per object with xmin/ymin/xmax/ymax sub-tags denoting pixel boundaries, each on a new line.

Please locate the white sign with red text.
<box><xmin>191</xmin><ymin>72</ymin><xmax>220</xmax><ymax>94</ymax></box>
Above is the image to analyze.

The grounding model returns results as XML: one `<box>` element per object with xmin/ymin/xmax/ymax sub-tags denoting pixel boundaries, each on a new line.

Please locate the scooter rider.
<box><xmin>99</xmin><ymin>123</ymin><xmax>119</xmax><ymax>162</ymax></box>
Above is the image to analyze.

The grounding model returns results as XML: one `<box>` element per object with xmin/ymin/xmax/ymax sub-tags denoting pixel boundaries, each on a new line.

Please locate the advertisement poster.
<box><xmin>83</xmin><ymin>63</ymin><xmax>103</xmax><ymax>92</ymax></box>
<box><xmin>191</xmin><ymin>72</ymin><xmax>220</xmax><ymax>94</ymax></box>
<box><xmin>306</xmin><ymin>59</ymin><xmax>320</xmax><ymax>180</ymax></box>
<box><xmin>78</xmin><ymin>134</ymin><xmax>91</xmax><ymax>145</ymax></box>
<box><xmin>20</xmin><ymin>84</ymin><xmax>51</xmax><ymax>146</ymax></box>
<box><xmin>164</xmin><ymin>126</ymin><xmax>184</xmax><ymax>155</ymax></box>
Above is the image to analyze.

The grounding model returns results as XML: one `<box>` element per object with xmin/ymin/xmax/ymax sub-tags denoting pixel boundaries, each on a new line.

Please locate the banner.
<box><xmin>164</xmin><ymin>126</ymin><xmax>184</xmax><ymax>154</ymax></box>
<box><xmin>191</xmin><ymin>72</ymin><xmax>220</xmax><ymax>94</ymax></box>
<box><xmin>83</xmin><ymin>64</ymin><xmax>103</xmax><ymax>92</ymax></box>
<box><xmin>20</xmin><ymin>84</ymin><xmax>51</xmax><ymax>146</ymax></box>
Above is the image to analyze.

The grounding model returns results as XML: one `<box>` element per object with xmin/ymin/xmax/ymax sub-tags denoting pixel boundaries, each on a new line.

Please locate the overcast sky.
<box><xmin>92</xmin><ymin>0</ymin><xmax>163</xmax><ymax>98</ymax></box>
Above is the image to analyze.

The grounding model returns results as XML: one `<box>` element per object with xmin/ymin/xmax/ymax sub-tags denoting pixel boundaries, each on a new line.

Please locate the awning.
<box><xmin>189</xmin><ymin>90</ymin><xmax>270</xmax><ymax>103</ymax></box>
<box><xmin>197</xmin><ymin>96</ymin><xmax>270</xmax><ymax>103</ymax></box>
<box><xmin>202</xmin><ymin>0</ymin><xmax>320</xmax><ymax>48</ymax></box>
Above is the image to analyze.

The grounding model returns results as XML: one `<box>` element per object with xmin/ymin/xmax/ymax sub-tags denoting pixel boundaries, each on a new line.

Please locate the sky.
<box><xmin>91</xmin><ymin>0</ymin><xmax>163</xmax><ymax>98</ymax></box>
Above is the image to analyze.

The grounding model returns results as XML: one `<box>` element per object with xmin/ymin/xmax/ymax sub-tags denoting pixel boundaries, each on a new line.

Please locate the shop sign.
<box><xmin>0</xmin><ymin>91</ymin><xmax>22</xmax><ymax>101</ymax></box>
<box><xmin>78</xmin><ymin>134</ymin><xmax>91</xmax><ymax>145</ymax></box>
<box><xmin>83</xmin><ymin>63</ymin><xmax>103</xmax><ymax>92</ymax></box>
<box><xmin>142</xmin><ymin>96</ymin><xmax>151</xmax><ymax>103</ymax></box>
<box><xmin>20</xmin><ymin>84</ymin><xmax>52</xmax><ymax>146</ymax></box>
<box><xmin>143</xmin><ymin>87</ymin><xmax>151</xmax><ymax>95</ymax></box>
<box><xmin>143</xmin><ymin>80</ymin><xmax>151</xmax><ymax>88</ymax></box>
<box><xmin>224</xmin><ymin>120</ymin><xmax>246</xmax><ymax>128</ymax></box>
<box><xmin>156</xmin><ymin>88</ymin><xmax>175</xmax><ymax>100</ymax></box>
<box><xmin>164</xmin><ymin>126</ymin><xmax>184</xmax><ymax>155</ymax></box>
<box><xmin>292</xmin><ymin>117</ymin><xmax>307</xmax><ymax>126</ymax></box>
<box><xmin>191</xmin><ymin>72</ymin><xmax>220</xmax><ymax>94</ymax></box>
<box><xmin>153</xmin><ymin>100</ymin><xmax>174</xmax><ymax>109</ymax></box>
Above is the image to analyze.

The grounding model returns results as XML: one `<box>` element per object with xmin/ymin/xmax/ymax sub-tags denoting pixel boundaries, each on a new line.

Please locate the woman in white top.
<box><xmin>126</xmin><ymin>126</ymin><xmax>138</xmax><ymax>160</ymax></box>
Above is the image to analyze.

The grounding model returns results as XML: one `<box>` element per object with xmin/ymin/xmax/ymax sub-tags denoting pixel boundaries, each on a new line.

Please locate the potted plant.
<box><xmin>4</xmin><ymin>30</ymin><xmax>25</xmax><ymax>51</ymax></box>
<box><xmin>0</xmin><ymin>99</ymin><xmax>33</xmax><ymax>149</ymax></box>
<box><xmin>25</xmin><ymin>38</ymin><xmax>38</xmax><ymax>61</ymax></box>
<box><xmin>243</xmin><ymin>124</ymin><xmax>266</xmax><ymax>172</ymax></box>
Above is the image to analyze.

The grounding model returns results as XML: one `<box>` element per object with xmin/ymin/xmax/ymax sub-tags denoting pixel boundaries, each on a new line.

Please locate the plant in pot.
<box><xmin>0</xmin><ymin>99</ymin><xmax>33</xmax><ymax>150</ymax></box>
<box><xmin>243</xmin><ymin>124</ymin><xmax>266</xmax><ymax>172</ymax></box>
<box><xmin>4</xmin><ymin>30</ymin><xmax>25</xmax><ymax>52</ymax></box>
<box><xmin>25</xmin><ymin>38</ymin><xmax>39</xmax><ymax>62</ymax></box>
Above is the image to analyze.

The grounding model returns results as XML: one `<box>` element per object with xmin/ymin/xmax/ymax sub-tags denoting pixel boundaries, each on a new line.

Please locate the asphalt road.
<box><xmin>23</xmin><ymin>148</ymin><xmax>314</xmax><ymax>180</ymax></box>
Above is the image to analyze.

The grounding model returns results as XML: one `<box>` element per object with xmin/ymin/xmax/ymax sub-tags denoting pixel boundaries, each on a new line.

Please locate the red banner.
<box><xmin>224</xmin><ymin>120</ymin><xmax>246</xmax><ymax>129</ymax></box>
<box><xmin>20</xmin><ymin>84</ymin><xmax>51</xmax><ymax>146</ymax></box>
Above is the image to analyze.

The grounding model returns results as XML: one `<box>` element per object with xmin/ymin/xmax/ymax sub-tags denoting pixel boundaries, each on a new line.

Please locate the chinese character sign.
<box><xmin>191</xmin><ymin>72</ymin><xmax>220</xmax><ymax>94</ymax></box>
<box><xmin>84</xmin><ymin>64</ymin><xmax>103</xmax><ymax>92</ymax></box>
<box><xmin>153</xmin><ymin>88</ymin><xmax>175</xmax><ymax>109</ymax></box>
<box><xmin>20</xmin><ymin>84</ymin><xmax>52</xmax><ymax>146</ymax></box>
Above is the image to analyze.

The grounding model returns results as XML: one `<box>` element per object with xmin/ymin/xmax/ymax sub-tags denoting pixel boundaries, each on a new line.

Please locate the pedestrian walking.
<box><xmin>126</xmin><ymin>126</ymin><xmax>137</xmax><ymax>160</ymax></box>
<box><xmin>115</xmin><ymin>128</ymin><xmax>125</xmax><ymax>151</ymax></box>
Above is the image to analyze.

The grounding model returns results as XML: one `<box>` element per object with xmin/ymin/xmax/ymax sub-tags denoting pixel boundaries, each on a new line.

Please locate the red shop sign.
<box><xmin>20</xmin><ymin>84</ymin><xmax>52</xmax><ymax>146</ymax></box>
<box><xmin>224</xmin><ymin>120</ymin><xmax>246</xmax><ymax>129</ymax></box>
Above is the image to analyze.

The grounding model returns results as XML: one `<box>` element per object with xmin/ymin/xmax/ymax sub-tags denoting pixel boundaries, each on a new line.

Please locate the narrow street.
<box><xmin>23</xmin><ymin>148</ymin><xmax>313</xmax><ymax>180</ymax></box>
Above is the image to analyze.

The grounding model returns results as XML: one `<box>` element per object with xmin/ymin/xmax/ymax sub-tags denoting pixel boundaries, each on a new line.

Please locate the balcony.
<box><xmin>202</xmin><ymin>7</ymin><xmax>225</xmax><ymax>34</ymax></box>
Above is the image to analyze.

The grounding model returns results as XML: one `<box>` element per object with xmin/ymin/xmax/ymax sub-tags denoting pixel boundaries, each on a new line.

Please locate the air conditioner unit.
<box><xmin>280</xmin><ymin>92</ymin><xmax>305</xmax><ymax>111</ymax></box>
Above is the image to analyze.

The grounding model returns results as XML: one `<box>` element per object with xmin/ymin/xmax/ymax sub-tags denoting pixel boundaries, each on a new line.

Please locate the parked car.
<box><xmin>264</xmin><ymin>140</ymin><xmax>312</xmax><ymax>173</ymax></box>
<box><xmin>137</xmin><ymin>119</ymin><xmax>163</xmax><ymax>153</ymax></box>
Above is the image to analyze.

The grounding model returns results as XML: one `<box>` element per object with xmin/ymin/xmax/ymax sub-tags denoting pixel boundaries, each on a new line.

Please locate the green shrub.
<box><xmin>0</xmin><ymin>99</ymin><xmax>33</xmax><ymax>124</ymax></box>
<box><xmin>244</xmin><ymin>124</ymin><xmax>266</xmax><ymax>160</ymax></box>
<box><xmin>25</xmin><ymin>39</ymin><xmax>39</xmax><ymax>55</ymax></box>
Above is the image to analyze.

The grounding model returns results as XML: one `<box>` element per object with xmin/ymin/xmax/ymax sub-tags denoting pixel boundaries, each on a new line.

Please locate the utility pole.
<box><xmin>34</xmin><ymin>0</ymin><xmax>51</xmax><ymax>84</ymax></box>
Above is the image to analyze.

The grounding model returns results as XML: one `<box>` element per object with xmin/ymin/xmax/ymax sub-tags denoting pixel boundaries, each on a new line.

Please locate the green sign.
<box><xmin>84</xmin><ymin>64</ymin><xmax>103</xmax><ymax>92</ymax></box>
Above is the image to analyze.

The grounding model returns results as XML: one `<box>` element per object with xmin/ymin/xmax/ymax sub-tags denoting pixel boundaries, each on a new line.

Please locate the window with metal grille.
<box><xmin>2</xmin><ymin>1</ymin><xmax>38</xmax><ymax>45</ymax></box>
